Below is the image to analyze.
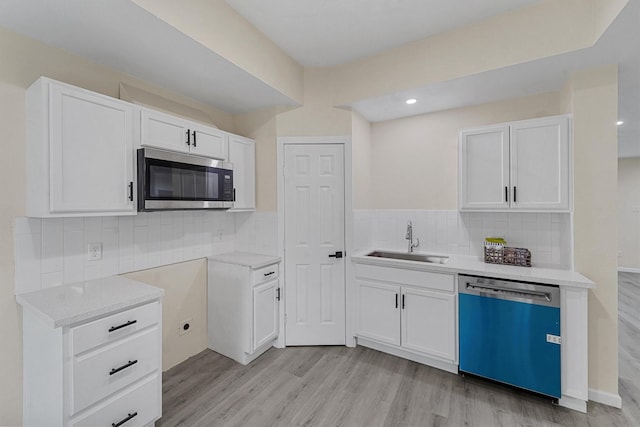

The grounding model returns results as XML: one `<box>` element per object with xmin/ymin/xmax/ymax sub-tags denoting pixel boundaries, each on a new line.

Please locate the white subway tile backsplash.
<box><xmin>14</xmin><ymin>206</ymin><xmax>572</xmax><ymax>295</ymax></box>
<box><xmin>63</xmin><ymin>230</ymin><xmax>84</xmax><ymax>284</ymax></box>
<box><xmin>15</xmin><ymin>232</ymin><xmax>42</xmax><ymax>293</ymax></box>
<box><xmin>41</xmin><ymin>218</ymin><xmax>63</xmax><ymax>274</ymax></box>
<box><xmin>41</xmin><ymin>271</ymin><xmax>63</xmax><ymax>289</ymax></box>
<box><xmin>354</xmin><ymin>210</ymin><xmax>572</xmax><ymax>269</ymax></box>
<box><xmin>15</xmin><ymin>217</ymin><xmax>41</xmax><ymax>235</ymax></box>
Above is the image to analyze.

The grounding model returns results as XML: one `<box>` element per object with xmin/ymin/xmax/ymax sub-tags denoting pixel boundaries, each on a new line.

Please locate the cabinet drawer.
<box><xmin>70</xmin><ymin>302</ymin><xmax>159</xmax><ymax>355</ymax></box>
<box><xmin>355</xmin><ymin>264</ymin><xmax>454</xmax><ymax>292</ymax></box>
<box><xmin>253</xmin><ymin>264</ymin><xmax>279</xmax><ymax>285</ymax></box>
<box><xmin>72</xmin><ymin>327</ymin><xmax>159</xmax><ymax>414</ymax></box>
<box><xmin>70</xmin><ymin>374</ymin><xmax>160</xmax><ymax>427</ymax></box>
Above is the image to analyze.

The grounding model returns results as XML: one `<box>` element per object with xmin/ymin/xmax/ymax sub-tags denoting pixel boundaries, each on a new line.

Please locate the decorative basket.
<box><xmin>484</xmin><ymin>246</ymin><xmax>532</xmax><ymax>267</ymax></box>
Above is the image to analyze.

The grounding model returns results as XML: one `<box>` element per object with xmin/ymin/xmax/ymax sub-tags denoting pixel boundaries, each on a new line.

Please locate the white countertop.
<box><xmin>207</xmin><ymin>252</ymin><xmax>282</xmax><ymax>269</ymax></box>
<box><xmin>16</xmin><ymin>276</ymin><xmax>164</xmax><ymax>328</ymax></box>
<box><xmin>352</xmin><ymin>250</ymin><xmax>595</xmax><ymax>289</ymax></box>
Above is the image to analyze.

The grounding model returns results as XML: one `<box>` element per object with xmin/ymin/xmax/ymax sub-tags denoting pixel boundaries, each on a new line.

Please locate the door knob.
<box><xmin>328</xmin><ymin>251</ymin><xmax>343</xmax><ymax>259</ymax></box>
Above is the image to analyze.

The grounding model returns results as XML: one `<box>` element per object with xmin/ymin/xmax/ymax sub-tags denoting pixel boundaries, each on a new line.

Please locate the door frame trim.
<box><xmin>276</xmin><ymin>136</ymin><xmax>354</xmax><ymax>348</ymax></box>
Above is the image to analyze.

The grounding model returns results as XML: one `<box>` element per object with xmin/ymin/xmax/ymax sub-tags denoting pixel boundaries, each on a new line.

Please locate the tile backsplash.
<box><xmin>354</xmin><ymin>210</ymin><xmax>572</xmax><ymax>269</ymax></box>
<box><xmin>14</xmin><ymin>211</ymin><xmax>277</xmax><ymax>295</ymax></box>
<box><xmin>15</xmin><ymin>208</ymin><xmax>571</xmax><ymax>294</ymax></box>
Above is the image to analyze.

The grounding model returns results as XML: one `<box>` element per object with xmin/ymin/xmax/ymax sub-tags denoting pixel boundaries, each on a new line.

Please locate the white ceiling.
<box><xmin>0</xmin><ymin>0</ymin><xmax>636</xmax><ymax>156</ymax></box>
<box><xmin>348</xmin><ymin>0</ymin><xmax>640</xmax><ymax>156</ymax></box>
<box><xmin>226</xmin><ymin>0</ymin><xmax>540</xmax><ymax>67</ymax></box>
<box><xmin>0</xmin><ymin>0</ymin><xmax>298</xmax><ymax>114</ymax></box>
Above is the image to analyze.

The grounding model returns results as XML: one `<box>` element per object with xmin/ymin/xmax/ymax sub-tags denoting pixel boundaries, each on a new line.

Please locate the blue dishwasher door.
<box><xmin>459</xmin><ymin>292</ymin><xmax>561</xmax><ymax>398</ymax></box>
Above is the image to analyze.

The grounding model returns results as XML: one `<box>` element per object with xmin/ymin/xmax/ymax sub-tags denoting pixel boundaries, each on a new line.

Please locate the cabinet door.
<box><xmin>401</xmin><ymin>287</ymin><xmax>456</xmax><ymax>361</ymax></box>
<box><xmin>140</xmin><ymin>108</ymin><xmax>190</xmax><ymax>153</ymax></box>
<box><xmin>459</xmin><ymin>126</ymin><xmax>510</xmax><ymax>210</ymax></box>
<box><xmin>510</xmin><ymin>117</ymin><xmax>570</xmax><ymax>211</ymax></box>
<box><xmin>228</xmin><ymin>135</ymin><xmax>256</xmax><ymax>211</ymax></box>
<box><xmin>49</xmin><ymin>83</ymin><xmax>135</xmax><ymax>214</ymax></box>
<box><xmin>356</xmin><ymin>279</ymin><xmax>400</xmax><ymax>346</ymax></box>
<box><xmin>190</xmin><ymin>124</ymin><xmax>228</xmax><ymax>159</ymax></box>
<box><xmin>252</xmin><ymin>280</ymin><xmax>279</xmax><ymax>351</ymax></box>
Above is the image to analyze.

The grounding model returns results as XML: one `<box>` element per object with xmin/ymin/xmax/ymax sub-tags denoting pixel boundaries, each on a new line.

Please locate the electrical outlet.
<box><xmin>87</xmin><ymin>243</ymin><xmax>102</xmax><ymax>261</ymax></box>
<box><xmin>179</xmin><ymin>318</ymin><xmax>193</xmax><ymax>336</ymax></box>
<box><xmin>546</xmin><ymin>334</ymin><xmax>561</xmax><ymax>345</ymax></box>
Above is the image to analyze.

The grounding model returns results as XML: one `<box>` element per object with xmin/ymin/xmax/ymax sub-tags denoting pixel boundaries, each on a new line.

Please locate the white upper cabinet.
<box><xmin>459</xmin><ymin>125</ymin><xmax>510</xmax><ymax>210</ymax></box>
<box><xmin>27</xmin><ymin>77</ymin><xmax>136</xmax><ymax>217</ymax></box>
<box><xmin>459</xmin><ymin>116</ymin><xmax>571</xmax><ymax>212</ymax></box>
<box><xmin>510</xmin><ymin>117</ymin><xmax>570</xmax><ymax>211</ymax></box>
<box><xmin>228</xmin><ymin>135</ymin><xmax>256</xmax><ymax>211</ymax></box>
<box><xmin>140</xmin><ymin>108</ymin><xmax>228</xmax><ymax>159</ymax></box>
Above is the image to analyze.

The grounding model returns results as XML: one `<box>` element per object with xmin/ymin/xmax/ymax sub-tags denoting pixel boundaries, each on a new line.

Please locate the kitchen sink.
<box><xmin>366</xmin><ymin>250</ymin><xmax>449</xmax><ymax>264</ymax></box>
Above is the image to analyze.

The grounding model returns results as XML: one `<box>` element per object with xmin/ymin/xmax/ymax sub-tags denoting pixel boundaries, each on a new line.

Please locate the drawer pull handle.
<box><xmin>108</xmin><ymin>320</ymin><xmax>137</xmax><ymax>333</ymax></box>
<box><xmin>264</xmin><ymin>271</ymin><xmax>275</xmax><ymax>277</ymax></box>
<box><xmin>112</xmin><ymin>411</ymin><xmax>138</xmax><ymax>427</ymax></box>
<box><xmin>110</xmin><ymin>359</ymin><xmax>138</xmax><ymax>376</ymax></box>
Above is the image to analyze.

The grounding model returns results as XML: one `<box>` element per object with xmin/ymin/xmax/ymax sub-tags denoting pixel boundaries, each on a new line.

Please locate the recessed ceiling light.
<box><xmin>617</xmin><ymin>120</ymin><xmax>624</xmax><ymax>126</ymax></box>
<box><xmin>406</xmin><ymin>98</ymin><xmax>417</xmax><ymax>105</ymax></box>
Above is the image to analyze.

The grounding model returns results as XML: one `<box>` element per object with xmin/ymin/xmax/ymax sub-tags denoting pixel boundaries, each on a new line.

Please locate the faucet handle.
<box><xmin>413</xmin><ymin>238</ymin><xmax>420</xmax><ymax>249</ymax></box>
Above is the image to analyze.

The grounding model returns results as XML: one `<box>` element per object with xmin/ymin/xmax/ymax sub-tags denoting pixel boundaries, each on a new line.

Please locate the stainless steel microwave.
<box><xmin>137</xmin><ymin>148</ymin><xmax>234</xmax><ymax>211</ymax></box>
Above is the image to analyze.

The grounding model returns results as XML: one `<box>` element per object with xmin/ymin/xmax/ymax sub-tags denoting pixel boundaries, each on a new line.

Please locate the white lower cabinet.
<box><xmin>401</xmin><ymin>287</ymin><xmax>456</xmax><ymax>361</ymax></box>
<box><xmin>357</xmin><ymin>280</ymin><xmax>401</xmax><ymax>346</ymax></box>
<box><xmin>208</xmin><ymin>254</ymin><xmax>281</xmax><ymax>365</ymax></box>
<box><xmin>22</xmin><ymin>301</ymin><xmax>162</xmax><ymax>427</ymax></box>
<box><xmin>355</xmin><ymin>264</ymin><xmax>457</xmax><ymax>372</ymax></box>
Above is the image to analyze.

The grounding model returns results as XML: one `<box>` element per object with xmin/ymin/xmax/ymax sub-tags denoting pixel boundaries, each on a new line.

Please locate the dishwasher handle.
<box><xmin>465</xmin><ymin>282</ymin><xmax>552</xmax><ymax>303</ymax></box>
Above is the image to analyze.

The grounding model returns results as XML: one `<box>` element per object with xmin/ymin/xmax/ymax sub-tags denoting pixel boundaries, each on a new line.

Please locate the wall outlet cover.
<box><xmin>87</xmin><ymin>243</ymin><xmax>103</xmax><ymax>261</ymax></box>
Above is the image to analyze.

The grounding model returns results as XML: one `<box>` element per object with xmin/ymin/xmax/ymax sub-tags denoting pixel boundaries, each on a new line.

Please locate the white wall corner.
<box><xmin>588</xmin><ymin>388</ymin><xmax>622</xmax><ymax>409</ymax></box>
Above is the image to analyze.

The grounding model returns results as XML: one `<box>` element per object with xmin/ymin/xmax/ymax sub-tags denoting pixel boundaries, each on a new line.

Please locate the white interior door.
<box><xmin>284</xmin><ymin>144</ymin><xmax>346</xmax><ymax>345</ymax></box>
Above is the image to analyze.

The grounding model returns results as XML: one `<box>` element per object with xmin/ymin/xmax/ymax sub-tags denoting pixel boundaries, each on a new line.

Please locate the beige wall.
<box><xmin>330</xmin><ymin>0</ymin><xmax>628</xmax><ymax>106</ymax></box>
<box><xmin>570</xmin><ymin>64</ymin><xmax>619</xmax><ymax>395</ymax></box>
<box><xmin>131</xmin><ymin>0</ymin><xmax>304</xmax><ymax>104</ymax></box>
<box><xmin>351</xmin><ymin>111</ymin><xmax>373</xmax><ymax>209</ymax></box>
<box><xmin>277</xmin><ymin>68</ymin><xmax>352</xmax><ymax>137</ymax></box>
<box><xmin>0</xmin><ymin>28</ymin><xmax>233</xmax><ymax>425</ymax></box>
<box><xmin>124</xmin><ymin>260</ymin><xmax>208</xmax><ymax>370</ymax></box>
<box><xmin>367</xmin><ymin>92</ymin><xmax>566</xmax><ymax>209</ymax></box>
<box><xmin>618</xmin><ymin>157</ymin><xmax>640</xmax><ymax>269</ymax></box>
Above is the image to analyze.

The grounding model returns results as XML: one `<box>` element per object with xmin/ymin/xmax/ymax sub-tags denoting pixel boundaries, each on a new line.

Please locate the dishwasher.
<box><xmin>458</xmin><ymin>275</ymin><xmax>561</xmax><ymax>399</ymax></box>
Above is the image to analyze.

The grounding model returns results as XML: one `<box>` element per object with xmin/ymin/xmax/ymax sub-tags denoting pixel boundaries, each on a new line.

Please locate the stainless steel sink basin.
<box><xmin>366</xmin><ymin>250</ymin><xmax>449</xmax><ymax>264</ymax></box>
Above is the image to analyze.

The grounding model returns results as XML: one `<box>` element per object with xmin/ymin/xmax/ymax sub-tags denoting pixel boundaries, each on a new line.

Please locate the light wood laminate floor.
<box><xmin>159</xmin><ymin>273</ymin><xmax>640</xmax><ymax>426</ymax></box>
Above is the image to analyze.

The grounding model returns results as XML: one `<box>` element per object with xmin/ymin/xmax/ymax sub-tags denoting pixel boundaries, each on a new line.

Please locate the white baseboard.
<box><xmin>589</xmin><ymin>388</ymin><xmax>622</xmax><ymax>408</ymax></box>
<box><xmin>558</xmin><ymin>395</ymin><xmax>587</xmax><ymax>413</ymax></box>
<box><xmin>618</xmin><ymin>267</ymin><xmax>640</xmax><ymax>274</ymax></box>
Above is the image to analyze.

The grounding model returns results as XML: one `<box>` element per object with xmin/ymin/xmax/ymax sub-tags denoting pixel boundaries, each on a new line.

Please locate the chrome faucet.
<box><xmin>406</xmin><ymin>221</ymin><xmax>420</xmax><ymax>253</ymax></box>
